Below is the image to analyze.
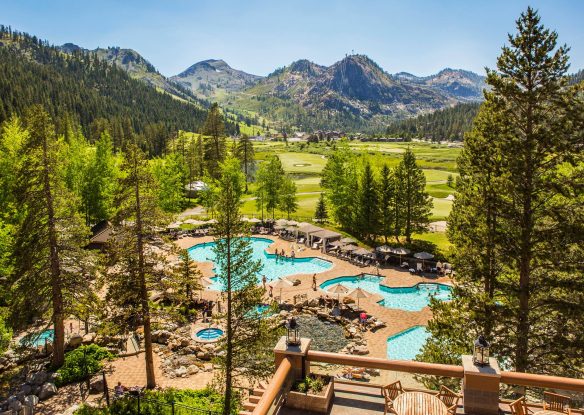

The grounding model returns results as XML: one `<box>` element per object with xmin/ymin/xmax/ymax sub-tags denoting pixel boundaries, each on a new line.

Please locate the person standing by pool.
<box><xmin>262</xmin><ymin>275</ymin><xmax>267</xmax><ymax>290</ymax></box>
<box><xmin>312</xmin><ymin>274</ymin><xmax>317</xmax><ymax>291</ymax></box>
<box><xmin>269</xmin><ymin>285</ymin><xmax>273</xmax><ymax>297</ymax></box>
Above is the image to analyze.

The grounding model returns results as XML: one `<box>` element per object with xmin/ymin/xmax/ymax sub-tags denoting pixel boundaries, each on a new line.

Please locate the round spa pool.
<box><xmin>195</xmin><ymin>328</ymin><xmax>224</xmax><ymax>341</ymax></box>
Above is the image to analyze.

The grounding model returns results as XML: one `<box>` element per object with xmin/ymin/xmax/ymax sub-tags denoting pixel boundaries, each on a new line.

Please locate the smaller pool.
<box><xmin>249</xmin><ymin>304</ymin><xmax>273</xmax><ymax>317</ymax></box>
<box><xmin>387</xmin><ymin>326</ymin><xmax>430</xmax><ymax>360</ymax></box>
<box><xmin>320</xmin><ymin>274</ymin><xmax>451</xmax><ymax>311</ymax></box>
<box><xmin>195</xmin><ymin>328</ymin><xmax>224</xmax><ymax>341</ymax></box>
<box><xmin>20</xmin><ymin>329</ymin><xmax>54</xmax><ymax>347</ymax></box>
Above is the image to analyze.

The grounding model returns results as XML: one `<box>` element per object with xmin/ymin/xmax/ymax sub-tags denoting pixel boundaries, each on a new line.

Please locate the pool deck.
<box><xmin>176</xmin><ymin>235</ymin><xmax>452</xmax><ymax>360</ymax></box>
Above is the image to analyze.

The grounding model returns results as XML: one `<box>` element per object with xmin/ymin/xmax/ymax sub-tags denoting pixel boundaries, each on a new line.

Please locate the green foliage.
<box><xmin>203</xmin><ymin>103</ymin><xmax>227</xmax><ymax>179</ymax></box>
<box><xmin>420</xmin><ymin>7</ymin><xmax>584</xmax><ymax>381</ymax></box>
<box><xmin>56</xmin><ymin>344</ymin><xmax>114</xmax><ymax>386</ymax></box>
<box><xmin>0</xmin><ymin>309</ymin><xmax>12</xmax><ymax>353</ymax></box>
<box><xmin>233</xmin><ymin>134</ymin><xmax>255</xmax><ymax>192</ymax></box>
<box><xmin>314</xmin><ymin>193</ymin><xmax>328</xmax><ymax>222</ymax></box>
<box><xmin>74</xmin><ymin>388</ymin><xmax>229</xmax><ymax>415</ymax></box>
<box><xmin>0</xmin><ymin>28</ymin><xmax>207</xmax><ymax>153</ymax></box>
<box><xmin>151</xmin><ymin>153</ymin><xmax>187</xmax><ymax>213</ymax></box>
<box><xmin>386</xmin><ymin>102</ymin><xmax>480</xmax><ymax>141</ymax></box>
<box><xmin>254</xmin><ymin>155</ymin><xmax>288</xmax><ymax>219</ymax></box>
<box><xmin>293</xmin><ymin>376</ymin><xmax>327</xmax><ymax>394</ymax></box>
<box><xmin>278</xmin><ymin>176</ymin><xmax>298</xmax><ymax>219</ymax></box>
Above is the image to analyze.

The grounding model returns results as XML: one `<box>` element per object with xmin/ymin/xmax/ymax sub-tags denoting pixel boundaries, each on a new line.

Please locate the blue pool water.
<box><xmin>188</xmin><ymin>237</ymin><xmax>333</xmax><ymax>291</ymax></box>
<box><xmin>20</xmin><ymin>329</ymin><xmax>54</xmax><ymax>347</ymax></box>
<box><xmin>196</xmin><ymin>328</ymin><xmax>224</xmax><ymax>341</ymax></box>
<box><xmin>387</xmin><ymin>326</ymin><xmax>430</xmax><ymax>360</ymax></box>
<box><xmin>319</xmin><ymin>274</ymin><xmax>451</xmax><ymax>311</ymax></box>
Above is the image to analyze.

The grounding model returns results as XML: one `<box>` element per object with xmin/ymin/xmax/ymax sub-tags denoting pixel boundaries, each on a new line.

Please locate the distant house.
<box><xmin>185</xmin><ymin>180</ymin><xmax>209</xmax><ymax>198</ymax></box>
<box><xmin>87</xmin><ymin>220</ymin><xmax>112</xmax><ymax>250</ymax></box>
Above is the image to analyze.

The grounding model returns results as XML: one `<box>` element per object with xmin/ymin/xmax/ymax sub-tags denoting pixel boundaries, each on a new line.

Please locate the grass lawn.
<box><xmin>430</xmin><ymin>197</ymin><xmax>453</xmax><ymax>221</ymax></box>
<box><xmin>413</xmin><ymin>231</ymin><xmax>452</xmax><ymax>254</ymax></box>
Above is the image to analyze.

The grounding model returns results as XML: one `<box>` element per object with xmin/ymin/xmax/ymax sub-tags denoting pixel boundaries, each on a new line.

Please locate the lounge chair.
<box><xmin>509</xmin><ymin>397</ymin><xmax>529</xmax><ymax>415</ymax></box>
<box><xmin>436</xmin><ymin>385</ymin><xmax>461</xmax><ymax>415</ymax></box>
<box><xmin>543</xmin><ymin>392</ymin><xmax>572</xmax><ymax>414</ymax></box>
<box><xmin>381</xmin><ymin>381</ymin><xmax>404</xmax><ymax>415</ymax></box>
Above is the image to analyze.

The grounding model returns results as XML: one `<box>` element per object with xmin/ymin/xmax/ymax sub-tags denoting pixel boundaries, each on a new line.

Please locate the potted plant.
<box><xmin>285</xmin><ymin>375</ymin><xmax>334</xmax><ymax>413</ymax></box>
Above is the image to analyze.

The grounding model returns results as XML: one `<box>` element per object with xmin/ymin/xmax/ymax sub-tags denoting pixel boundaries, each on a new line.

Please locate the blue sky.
<box><xmin>2</xmin><ymin>0</ymin><xmax>583</xmax><ymax>77</ymax></box>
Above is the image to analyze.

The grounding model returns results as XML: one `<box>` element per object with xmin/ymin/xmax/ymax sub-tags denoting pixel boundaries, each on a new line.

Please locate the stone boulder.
<box><xmin>27</xmin><ymin>370</ymin><xmax>48</xmax><ymax>386</ymax></box>
<box><xmin>82</xmin><ymin>332</ymin><xmax>97</xmax><ymax>344</ymax></box>
<box><xmin>24</xmin><ymin>395</ymin><xmax>39</xmax><ymax>408</ymax></box>
<box><xmin>68</xmin><ymin>334</ymin><xmax>83</xmax><ymax>348</ymax></box>
<box><xmin>352</xmin><ymin>345</ymin><xmax>369</xmax><ymax>355</ymax></box>
<box><xmin>38</xmin><ymin>382</ymin><xmax>57</xmax><ymax>400</ymax></box>
<box><xmin>89</xmin><ymin>375</ymin><xmax>105</xmax><ymax>393</ymax></box>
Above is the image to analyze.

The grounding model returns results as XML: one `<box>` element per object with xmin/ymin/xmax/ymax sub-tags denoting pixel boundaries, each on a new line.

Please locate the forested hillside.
<box><xmin>0</xmin><ymin>26</ymin><xmax>212</xmax><ymax>154</ymax></box>
<box><xmin>384</xmin><ymin>102</ymin><xmax>480</xmax><ymax>141</ymax></box>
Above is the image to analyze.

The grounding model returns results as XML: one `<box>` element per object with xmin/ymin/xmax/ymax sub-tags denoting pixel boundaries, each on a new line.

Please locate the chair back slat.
<box><xmin>382</xmin><ymin>381</ymin><xmax>404</xmax><ymax>401</ymax></box>
<box><xmin>544</xmin><ymin>392</ymin><xmax>571</xmax><ymax>412</ymax></box>
<box><xmin>438</xmin><ymin>385</ymin><xmax>461</xmax><ymax>410</ymax></box>
<box><xmin>509</xmin><ymin>397</ymin><xmax>528</xmax><ymax>415</ymax></box>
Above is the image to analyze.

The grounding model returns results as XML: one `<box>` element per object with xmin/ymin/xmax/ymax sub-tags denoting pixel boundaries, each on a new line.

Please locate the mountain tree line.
<box><xmin>385</xmin><ymin>102</ymin><xmax>481</xmax><ymax>141</ymax></box>
<box><xmin>418</xmin><ymin>8</ymin><xmax>584</xmax><ymax>386</ymax></box>
<box><xmin>254</xmin><ymin>155</ymin><xmax>298</xmax><ymax>220</ymax></box>
<box><xmin>321</xmin><ymin>142</ymin><xmax>432</xmax><ymax>244</ymax></box>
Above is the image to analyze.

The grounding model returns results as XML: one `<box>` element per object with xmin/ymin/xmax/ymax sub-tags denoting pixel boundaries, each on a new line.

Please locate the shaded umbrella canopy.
<box><xmin>414</xmin><ymin>252</ymin><xmax>434</xmax><ymax>260</ymax></box>
<box><xmin>329</xmin><ymin>240</ymin><xmax>344</xmax><ymax>247</ymax></box>
<box><xmin>287</xmin><ymin>220</ymin><xmax>299</xmax><ymax>226</ymax></box>
<box><xmin>340</xmin><ymin>244</ymin><xmax>358</xmax><ymax>252</ymax></box>
<box><xmin>349</xmin><ymin>287</ymin><xmax>370</xmax><ymax>299</ymax></box>
<box><xmin>275</xmin><ymin>219</ymin><xmax>289</xmax><ymax>226</ymax></box>
<box><xmin>270</xmin><ymin>277</ymin><xmax>293</xmax><ymax>289</ymax></box>
<box><xmin>327</xmin><ymin>283</ymin><xmax>349</xmax><ymax>294</ymax></box>
<box><xmin>391</xmin><ymin>247</ymin><xmax>411</xmax><ymax>256</ymax></box>
<box><xmin>248</xmin><ymin>218</ymin><xmax>262</xmax><ymax>223</ymax></box>
<box><xmin>376</xmin><ymin>245</ymin><xmax>392</xmax><ymax>253</ymax></box>
<box><xmin>353</xmin><ymin>247</ymin><xmax>373</xmax><ymax>256</ymax></box>
<box><xmin>285</xmin><ymin>226</ymin><xmax>298</xmax><ymax>232</ymax></box>
<box><xmin>340</xmin><ymin>237</ymin><xmax>356</xmax><ymax>244</ymax></box>
<box><xmin>274</xmin><ymin>225</ymin><xmax>286</xmax><ymax>230</ymax></box>
<box><xmin>206</xmin><ymin>218</ymin><xmax>218</xmax><ymax>224</ymax></box>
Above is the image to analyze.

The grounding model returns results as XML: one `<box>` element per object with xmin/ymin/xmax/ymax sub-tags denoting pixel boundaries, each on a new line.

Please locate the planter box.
<box><xmin>285</xmin><ymin>378</ymin><xmax>334</xmax><ymax>413</ymax></box>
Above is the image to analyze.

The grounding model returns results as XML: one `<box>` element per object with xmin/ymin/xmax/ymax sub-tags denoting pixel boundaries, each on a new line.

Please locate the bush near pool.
<box><xmin>56</xmin><ymin>344</ymin><xmax>114</xmax><ymax>386</ymax></box>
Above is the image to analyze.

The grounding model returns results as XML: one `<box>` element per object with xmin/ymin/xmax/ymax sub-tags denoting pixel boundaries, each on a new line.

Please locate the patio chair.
<box><xmin>436</xmin><ymin>385</ymin><xmax>461</xmax><ymax>415</ymax></box>
<box><xmin>381</xmin><ymin>381</ymin><xmax>404</xmax><ymax>414</ymax></box>
<box><xmin>543</xmin><ymin>392</ymin><xmax>572</xmax><ymax>414</ymax></box>
<box><xmin>509</xmin><ymin>397</ymin><xmax>529</xmax><ymax>415</ymax></box>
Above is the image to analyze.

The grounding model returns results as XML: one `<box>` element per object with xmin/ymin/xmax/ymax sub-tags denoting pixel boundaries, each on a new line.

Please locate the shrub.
<box><xmin>0</xmin><ymin>310</ymin><xmax>12</xmax><ymax>353</ymax></box>
<box><xmin>56</xmin><ymin>344</ymin><xmax>114</xmax><ymax>386</ymax></box>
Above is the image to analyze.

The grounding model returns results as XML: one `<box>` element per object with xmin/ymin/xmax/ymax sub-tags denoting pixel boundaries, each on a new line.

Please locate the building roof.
<box><xmin>297</xmin><ymin>223</ymin><xmax>323</xmax><ymax>234</ymax></box>
<box><xmin>310</xmin><ymin>230</ymin><xmax>342</xmax><ymax>240</ymax></box>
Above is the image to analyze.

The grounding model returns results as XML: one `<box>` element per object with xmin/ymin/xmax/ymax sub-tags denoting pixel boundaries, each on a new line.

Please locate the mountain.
<box><xmin>228</xmin><ymin>55</ymin><xmax>467</xmax><ymax>131</ymax></box>
<box><xmin>0</xmin><ymin>27</ymin><xmax>212</xmax><ymax>153</ymax></box>
<box><xmin>396</xmin><ymin>68</ymin><xmax>486</xmax><ymax>101</ymax></box>
<box><xmin>58</xmin><ymin>45</ymin><xmax>201</xmax><ymax>103</ymax></box>
<box><xmin>171</xmin><ymin>59</ymin><xmax>261</xmax><ymax>99</ymax></box>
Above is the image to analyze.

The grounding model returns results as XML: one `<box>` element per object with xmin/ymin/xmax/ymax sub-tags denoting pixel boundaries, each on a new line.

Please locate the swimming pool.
<box><xmin>386</xmin><ymin>326</ymin><xmax>429</xmax><ymax>360</ymax></box>
<box><xmin>19</xmin><ymin>329</ymin><xmax>54</xmax><ymax>347</ymax></box>
<box><xmin>195</xmin><ymin>328</ymin><xmax>224</xmax><ymax>341</ymax></box>
<box><xmin>319</xmin><ymin>274</ymin><xmax>451</xmax><ymax>311</ymax></box>
<box><xmin>188</xmin><ymin>237</ymin><xmax>333</xmax><ymax>291</ymax></box>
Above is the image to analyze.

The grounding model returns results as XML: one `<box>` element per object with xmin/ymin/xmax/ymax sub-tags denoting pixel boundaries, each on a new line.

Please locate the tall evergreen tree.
<box><xmin>395</xmin><ymin>148</ymin><xmax>432</xmax><ymax>244</ymax></box>
<box><xmin>151</xmin><ymin>152</ymin><xmax>186</xmax><ymax>213</ymax></box>
<box><xmin>233</xmin><ymin>134</ymin><xmax>255</xmax><ymax>192</ymax></box>
<box><xmin>203</xmin><ymin>103</ymin><xmax>227</xmax><ymax>179</ymax></box>
<box><xmin>213</xmin><ymin>158</ymin><xmax>276</xmax><ymax>415</ymax></box>
<box><xmin>255</xmin><ymin>155</ymin><xmax>285</xmax><ymax>219</ymax></box>
<box><xmin>108</xmin><ymin>143</ymin><xmax>165</xmax><ymax>388</ymax></box>
<box><xmin>356</xmin><ymin>162</ymin><xmax>380</xmax><ymax>241</ymax></box>
<box><xmin>420</xmin><ymin>8</ymin><xmax>584</xmax><ymax>380</ymax></box>
<box><xmin>11</xmin><ymin>106</ymin><xmax>90</xmax><ymax>367</ymax></box>
<box><xmin>379</xmin><ymin>164</ymin><xmax>396</xmax><ymax>243</ymax></box>
<box><xmin>279</xmin><ymin>176</ymin><xmax>298</xmax><ymax>219</ymax></box>
<box><xmin>314</xmin><ymin>193</ymin><xmax>328</xmax><ymax>223</ymax></box>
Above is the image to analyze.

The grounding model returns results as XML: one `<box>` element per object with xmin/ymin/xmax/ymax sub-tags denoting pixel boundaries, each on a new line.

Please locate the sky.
<box><xmin>2</xmin><ymin>0</ymin><xmax>583</xmax><ymax>77</ymax></box>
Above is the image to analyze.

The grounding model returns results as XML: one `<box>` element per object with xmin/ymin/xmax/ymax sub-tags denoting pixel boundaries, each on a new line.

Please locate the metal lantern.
<box><xmin>285</xmin><ymin>317</ymin><xmax>301</xmax><ymax>346</ymax></box>
<box><xmin>473</xmin><ymin>335</ymin><xmax>491</xmax><ymax>366</ymax></box>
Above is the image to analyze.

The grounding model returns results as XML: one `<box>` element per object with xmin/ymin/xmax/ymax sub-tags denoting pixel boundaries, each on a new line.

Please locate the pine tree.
<box><xmin>356</xmin><ymin>161</ymin><xmax>380</xmax><ymax>241</ymax></box>
<box><xmin>11</xmin><ymin>106</ymin><xmax>91</xmax><ymax>367</ymax></box>
<box><xmin>255</xmin><ymin>155</ymin><xmax>285</xmax><ymax>219</ymax></box>
<box><xmin>395</xmin><ymin>148</ymin><xmax>432</xmax><ymax>244</ymax></box>
<box><xmin>279</xmin><ymin>176</ymin><xmax>298</xmax><ymax>219</ymax></box>
<box><xmin>233</xmin><ymin>133</ymin><xmax>255</xmax><ymax>192</ymax></box>
<box><xmin>314</xmin><ymin>193</ymin><xmax>328</xmax><ymax>223</ymax></box>
<box><xmin>108</xmin><ymin>143</ymin><xmax>165</xmax><ymax>388</ymax></box>
<box><xmin>420</xmin><ymin>8</ymin><xmax>584</xmax><ymax>380</ymax></box>
<box><xmin>379</xmin><ymin>164</ymin><xmax>396</xmax><ymax>243</ymax></box>
<box><xmin>203</xmin><ymin>103</ymin><xmax>226</xmax><ymax>179</ymax></box>
<box><xmin>151</xmin><ymin>153</ymin><xmax>186</xmax><ymax>213</ymax></box>
<box><xmin>213</xmin><ymin>158</ymin><xmax>277</xmax><ymax>415</ymax></box>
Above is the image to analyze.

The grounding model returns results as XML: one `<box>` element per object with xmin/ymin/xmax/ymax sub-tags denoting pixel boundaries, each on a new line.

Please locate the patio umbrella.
<box><xmin>340</xmin><ymin>237</ymin><xmax>356</xmax><ymax>244</ymax></box>
<box><xmin>206</xmin><ymin>218</ymin><xmax>218</xmax><ymax>224</ymax></box>
<box><xmin>348</xmin><ymin>287</ymin><xmax>370</xmax><ymax>309</ymax></box>
<box><xmin>391</xmin><ymin>247</ymin><xmax>411</xmax><ymax>265</ymax></box>
<box><xmin>376</xmin><ymin>245</ymin><xmax>392</xmax><ymax>253</ymax></box>
<box><xmin>353</xmin><ymin>247</ymin><xmax>372</xmax><ymax>256</ymax></box>
<box><xmin>340</xmin><ymin>244</ymin><xmax>358</xmax><ymax>252</ymax></box>
<box><xmin>414</xmin><ymin>251</ymin><xmax>434</xmax><ymax>267</ymax></box>
<box><xmin>329</xmin><ymin>240</ymin><xmax>343</xmax><ymax>247</ymax></box>
<box><xmin>326</xmin><ymin>283</ymin><xmax>349</xmax><ymax>303</ymax></box>
<box><xmin>270</xmin><ymin>278</ymin><xmax>292</xmax><ymax>303</ymax></box>
<box><xmin>287</xmin><ymin>220</ymin><xmax>299</xmax><ymax>226</ymax></box>
<box><xmin>273</xmin><ymin>225</ymin><xmax>286</xmax><ymax>230</ymax></box>
<box><xmin>248</xmin><ymin>218</ymin><xmax>261</xmax><ymax>223</ymax></box>
<box><xmin>275</xmin><ymin>219</ymin><xmax>289</xmax><ymax>226</ymax></box>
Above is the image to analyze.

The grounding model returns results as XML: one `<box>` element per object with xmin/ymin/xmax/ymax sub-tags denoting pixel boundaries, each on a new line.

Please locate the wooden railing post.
<box><xmin>462</xmin><ymin>355</ymin><xmax>501</xmax><ymax>415</ymax></box>
<box><xmin>273</xmin><ymin>336</ymin><xmax>311</xmax><ymax>381</ymax></box>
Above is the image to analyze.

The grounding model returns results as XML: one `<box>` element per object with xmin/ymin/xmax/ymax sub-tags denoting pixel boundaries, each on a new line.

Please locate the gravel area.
<box><xmin>296</xmin><ymin>316</ymin><xmax>349</xmax><ymax>353</ymax></box>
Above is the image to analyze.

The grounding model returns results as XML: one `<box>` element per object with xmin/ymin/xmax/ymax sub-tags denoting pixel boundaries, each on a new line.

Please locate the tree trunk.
<box><xmin>223</xmin><ymin>232</ymin><xmax>233</xmax><ymax>415</ymax></box>
<box><xmin>134</xmin><ymin>160</ymin><xmax>156</xmax><ymax>389</ymax></box>
<box><xmin>42</xmin><ymin>133</ymin><xmax>65</xmax><ymax>367</ymax></box>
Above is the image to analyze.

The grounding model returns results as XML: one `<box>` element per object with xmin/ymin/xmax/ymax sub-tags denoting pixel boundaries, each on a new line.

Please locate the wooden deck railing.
<box><xmin>500</xmin><ymin>371</ymin><xmax>584</xmax><ymax>393</ymax></box>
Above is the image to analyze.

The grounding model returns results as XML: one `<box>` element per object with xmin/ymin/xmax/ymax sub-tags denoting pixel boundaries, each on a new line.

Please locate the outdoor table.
<box><xmin>533</xmin><ymin>411</ymin><xmax>565</xmax><ymax>415</ymax></box>
<box><xmin>393</xmin><ymin>391</ymin><xmax>448</xmax><ymax>415</ymax></box>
